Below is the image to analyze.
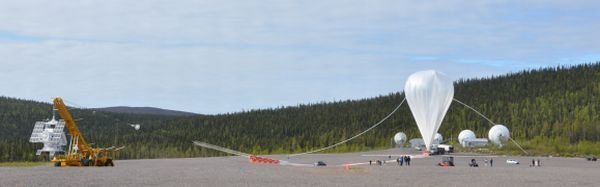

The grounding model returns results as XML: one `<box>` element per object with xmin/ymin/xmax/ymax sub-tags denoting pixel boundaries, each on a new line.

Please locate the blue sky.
<box><xmin>0</xmin><ymin>0</ymin><xmax>598</xmax><ymax>114</ymax></box>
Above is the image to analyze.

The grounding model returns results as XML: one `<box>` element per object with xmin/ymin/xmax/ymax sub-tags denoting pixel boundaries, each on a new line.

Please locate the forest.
<box><xmin>0</xmin><ymin>62</ymin><xmax>598</xmax><ymax>162</ymax></box>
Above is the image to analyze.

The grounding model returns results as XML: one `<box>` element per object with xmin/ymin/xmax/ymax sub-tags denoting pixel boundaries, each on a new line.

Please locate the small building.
<box><xmin>461</xmin><ymin>138</ymin><xmax>489</xmax><ymax>147</ymax></box>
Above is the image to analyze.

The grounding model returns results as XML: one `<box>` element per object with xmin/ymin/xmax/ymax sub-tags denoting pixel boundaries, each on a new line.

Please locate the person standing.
<box><xmin>490</xmin><ymin>158</ymin><xmax>493</xmax><ymax>167</ymax></box>
<box><xmin>400</xmin><ymin>156</ymin><xmax>404</xmax><ymax>166</ymax></box>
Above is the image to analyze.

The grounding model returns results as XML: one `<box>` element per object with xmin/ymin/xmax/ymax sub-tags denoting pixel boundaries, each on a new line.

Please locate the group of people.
<box><xmin>368</xmin><ymin>155</ymin><xmax>411</xmax><ymax>166</ymax></box>
<box><xmin>484</xmin><ymin>158</ymin><xmax>493</xmax><ymax>167</ymax></box>
<box><xmin>531</xmin><ymin>159</ymin><xmax>542</xmax><ymax>167</ymax></box>
<box><xmin>469</xmin><ymin>158</ymin><xmax>494</xmax><ymax>167</ymax></box>
<box><xmin>396</xmin><ymin>155</ymin><xmax>411</xmax><ymax>166</ymax></box>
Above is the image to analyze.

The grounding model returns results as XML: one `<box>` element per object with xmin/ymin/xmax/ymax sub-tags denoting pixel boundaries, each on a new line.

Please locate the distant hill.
<box><xmin>92</xmin><ymin>106</ymin><xmax>198</xmax><ymax>117</ymax></box>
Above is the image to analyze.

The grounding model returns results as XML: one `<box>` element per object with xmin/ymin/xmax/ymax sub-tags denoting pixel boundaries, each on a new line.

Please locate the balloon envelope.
<box><xmin>405</xmin><ymin>70</ymin><xmax>454</xmax><ymax>151</ymax></box>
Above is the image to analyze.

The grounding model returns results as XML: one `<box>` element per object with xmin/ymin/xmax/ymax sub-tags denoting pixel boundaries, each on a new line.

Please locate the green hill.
<box><xmin>1</xmin><ymin>63</ymin><xmax>598</xmax><ymax>162</ymax></box>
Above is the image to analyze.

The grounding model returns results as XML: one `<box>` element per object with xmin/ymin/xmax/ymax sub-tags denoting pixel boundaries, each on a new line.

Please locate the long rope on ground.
<box><xmin>192</xmin><ymin>141</ymin><xmax>250</xmax><ymax>157</ymax></box>
<box><xmin>452</xmin><ymin>98</ymin><xmax>529</xmax><ymax>155</ymax></box>
<box><xmin>288</xmin><ymin>98</ymin><xmax>406</xmax><ymax>158</ymax></box>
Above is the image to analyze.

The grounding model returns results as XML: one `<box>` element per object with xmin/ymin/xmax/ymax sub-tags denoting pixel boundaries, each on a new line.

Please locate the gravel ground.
<box><xmin>1</xmin><ymin>148</ymin><xmax>599</xmax><ymax>187</ymax></box>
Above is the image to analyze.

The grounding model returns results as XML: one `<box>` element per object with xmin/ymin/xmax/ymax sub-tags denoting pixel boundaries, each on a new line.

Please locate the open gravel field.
<box><xmin>1</xmin><ymin>148</ymin><xmax>599</xmax><ymax>187</ymax></box>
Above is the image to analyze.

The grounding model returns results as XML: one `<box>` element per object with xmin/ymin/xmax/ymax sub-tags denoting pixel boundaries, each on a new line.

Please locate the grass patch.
<box><xmin>0</xmin><ymin>162</ymin><xmax>51</xmax><ymax>167</ymax></box>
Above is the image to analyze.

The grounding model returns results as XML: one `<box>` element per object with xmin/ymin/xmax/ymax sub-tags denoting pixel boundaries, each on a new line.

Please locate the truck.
<box><xmin>51</xmin><ymin>97</ymin><xmax>123</xmax><ymax>167</ymax></box>
<box><xmin>429</xmin><ymin>144</ymin><xmax>454</xmax><ymax>155</ymax></box>
<box><xmin>437</xmin><ymin>144</ymin><xmax>454</xmax><ymax>153</ymax></box>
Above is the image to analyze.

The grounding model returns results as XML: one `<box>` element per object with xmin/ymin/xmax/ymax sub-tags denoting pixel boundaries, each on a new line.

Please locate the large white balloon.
<box><xmin>393</xmin><ymin>132</ymin><xmax>407</xmax><ymax>145</ymax></box>
<box><xmin>405</xmin><ymin>70</ymin><xmax>454</xmax><ymax>151</ymax></box>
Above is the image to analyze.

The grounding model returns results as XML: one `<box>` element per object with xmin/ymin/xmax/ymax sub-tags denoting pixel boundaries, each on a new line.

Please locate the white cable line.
<box><xmin>453</xmin><ymin>98</ymin><xmax>529</xmax><ymax>155</ymax></box>
<box><xmin>61</xmin><ymin>99</ymin><xmax>87</xmax><ymax>110</ymax></box>
<box><xmin>452</xmin><ymin>99</ymin><xmax>495</xmax><ymax>125</ymax></box>
<box><xmin>59</xmin><ymin>99</ymin><xmax>134</xmax><ymax>130</ymax></box>
<box><xmin>508</xmin><ymin>138</ymin><xmax>529</xmax><ymax>155</ymax></box>
<box><xmin>193</xmin><ymin>141</ymin><xmax>322</xmax><ymax>167</ymax></box>
<box><xmin>288</xmin><ymin>98</ymin><xmax>406</xmax><ymax>157</ymax></box>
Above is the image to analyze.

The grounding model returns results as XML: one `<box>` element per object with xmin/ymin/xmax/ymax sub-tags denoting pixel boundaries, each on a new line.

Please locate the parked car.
<box><xmin>586</xmin><ymin>156</ymin><xmax>597</xmax><ymax>161</ymax></box>
<box><xmin>314</xmin><ymin>161</ymin><xmax>327</xmax><ymax>166</ymax></box>
<box><xmin>506</xmin><ymin>159</ymin><xmax>520</xmax><ymax>164</ymax></box>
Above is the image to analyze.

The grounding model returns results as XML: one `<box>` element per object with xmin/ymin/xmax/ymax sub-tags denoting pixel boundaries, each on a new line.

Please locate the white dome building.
<box><xmin>458</xmin><ymin>130</ymin><xmax>476</xmax><ymax>145</ymax></box>
<box><xmin>488</xmin><ymin>125</ymin><xmax>510</xmax><ymax>147</ymax></box>
<box><xmin>433</xmin><ymin>133</ymin><xmax>443</xmax><ymax>144</ymax></box>
<box><xmin>393</xmin><ymin>132</ymin><xmax>407</xmax><ymax>146</ymax></box>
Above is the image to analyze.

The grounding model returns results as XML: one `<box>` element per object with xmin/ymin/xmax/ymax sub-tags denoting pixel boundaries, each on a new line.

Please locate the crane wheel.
<box><xmin>105</xmin><ymin>159</ymin><xmax>114</xmax><ymax>167</ymax></box>
<box><xmin>81</xmin><ymin>159</ymin><xmax>91</xmax><ymax>166</ymax></box>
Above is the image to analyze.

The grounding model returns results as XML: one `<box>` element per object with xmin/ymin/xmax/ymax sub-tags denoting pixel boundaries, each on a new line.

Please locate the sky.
<box><xmin>0</xmin><ymin>0</ymin><xmax>599</xmax><ymax>114</ymax></box>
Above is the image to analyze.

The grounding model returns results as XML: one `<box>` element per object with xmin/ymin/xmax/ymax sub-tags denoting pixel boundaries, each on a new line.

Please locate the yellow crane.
<box><xmin>51</xmin><ymin>97</ymin><xmax>123</xmax><ymax>167</ymax></box>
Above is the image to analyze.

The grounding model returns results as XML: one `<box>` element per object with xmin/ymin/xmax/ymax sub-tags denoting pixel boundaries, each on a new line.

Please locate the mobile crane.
<box><xmin>51</xmin><ymin>97</ymin><xmax>123</xmax><ymax>167</ymax></box>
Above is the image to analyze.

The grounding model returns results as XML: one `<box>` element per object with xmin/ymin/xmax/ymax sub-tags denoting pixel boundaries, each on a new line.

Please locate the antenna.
<box><xmin>29</xmin><ymin>107</ymin><xmax>67</xmax><ymax>158</ymax></box>
<box><xmin>52</xmin><ymin>107</ymin><xmax>57</xmax><ymax>121</ymax></box>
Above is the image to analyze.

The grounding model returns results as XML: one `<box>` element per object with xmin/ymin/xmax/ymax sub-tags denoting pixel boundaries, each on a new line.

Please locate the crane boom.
<box><xmin>53</xmin><ymin>97</ymin><xmax>90</xmax><ymax>154</ymax></box>
<box><xmin>50</xmin><ymin>97</ymin><xmax>119</xmax><ymax>167</ymax></box>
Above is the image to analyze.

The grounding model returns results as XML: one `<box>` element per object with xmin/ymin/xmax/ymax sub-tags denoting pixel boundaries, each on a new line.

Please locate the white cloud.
<box><xmin>0</xmin><ymin>0</ymin><xmax>598</xmax><ymax>113</ymax></box>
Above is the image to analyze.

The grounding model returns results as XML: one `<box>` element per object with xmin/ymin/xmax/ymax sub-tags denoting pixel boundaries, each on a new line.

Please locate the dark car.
<box><xmin>315</xmin><ymin>161</ymin><xmax>327</xmax><ymax>166</ymax></box>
